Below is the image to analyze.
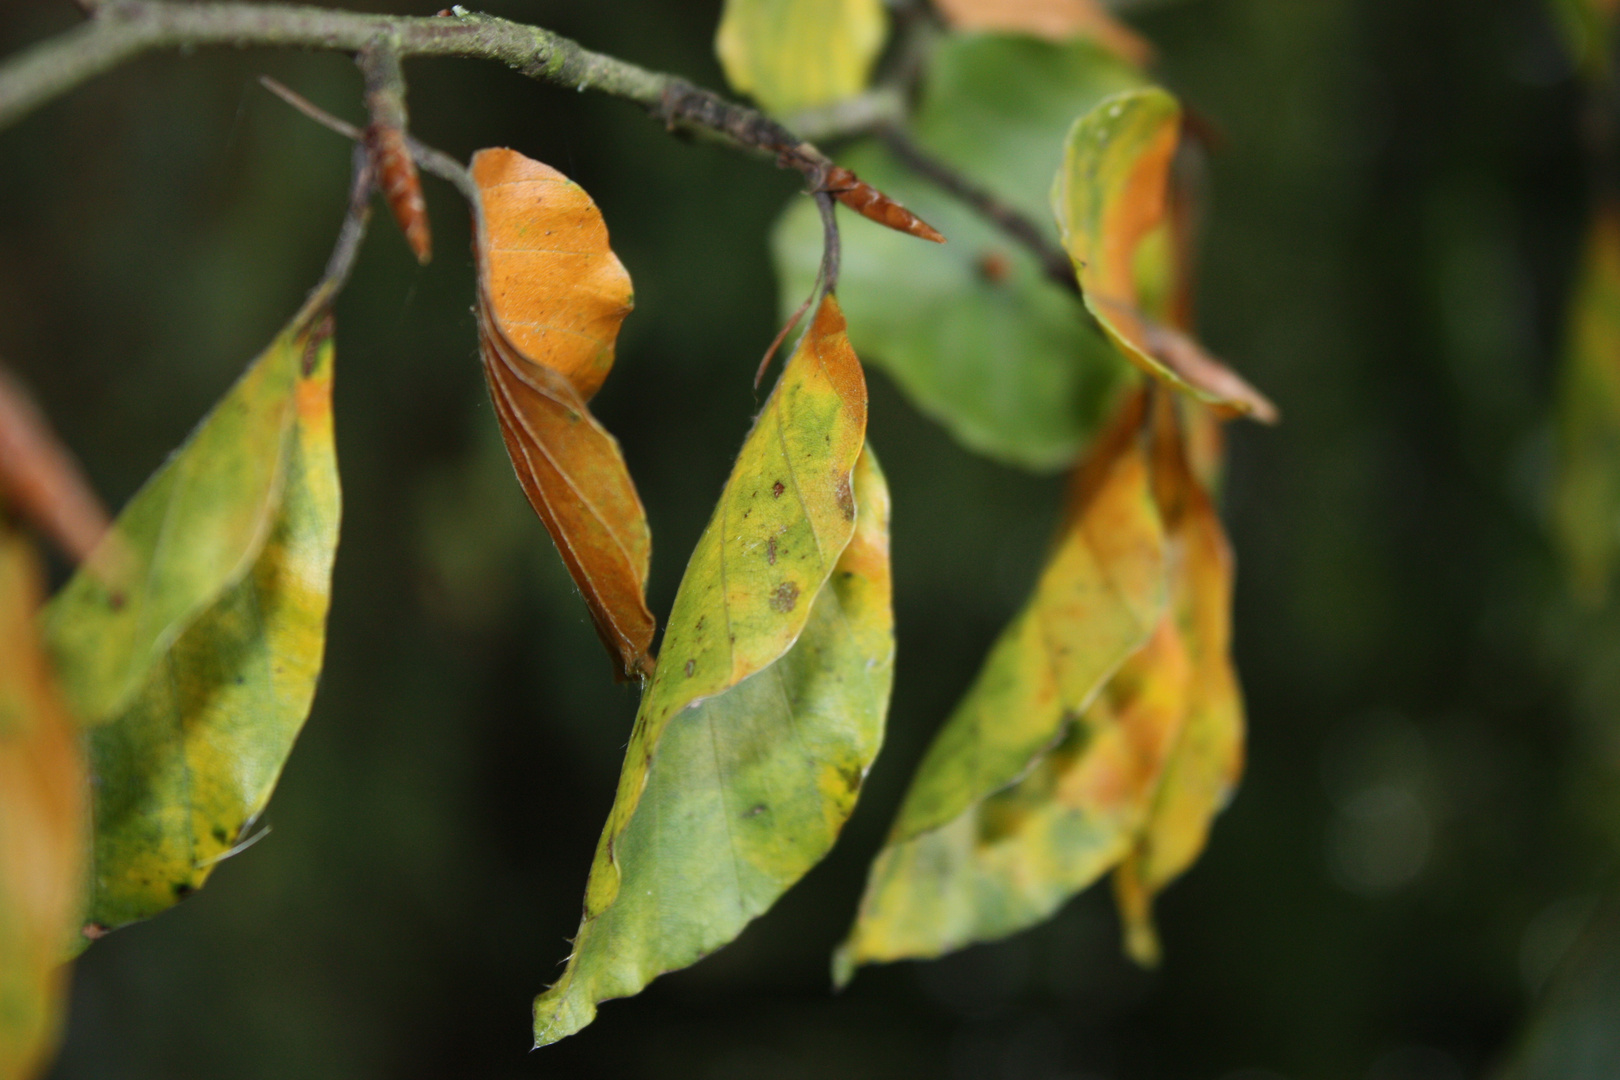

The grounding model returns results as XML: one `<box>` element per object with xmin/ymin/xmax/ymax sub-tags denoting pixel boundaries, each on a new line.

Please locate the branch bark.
<box><xmin>0</xmin><ymin>1</ymin><xmax>833</xmax><ymax>181</ymax></box>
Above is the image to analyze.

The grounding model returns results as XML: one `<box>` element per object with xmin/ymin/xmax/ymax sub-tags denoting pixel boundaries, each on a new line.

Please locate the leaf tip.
<box><xmin>1123</xmin><ymin>916</ymin><xmax>1162</xmax><ymax>968</ymax></box>
<box><xmin>831</xmin><ymin>943</ymin><xmax>858</xmax><ymax>990</ymax></box>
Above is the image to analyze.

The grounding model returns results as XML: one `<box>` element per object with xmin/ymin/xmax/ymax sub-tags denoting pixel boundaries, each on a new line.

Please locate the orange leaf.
<box><xmin>932</xmin><ymin>0</ymin><xmax>1154</xmax><ymax>67</ymax></box>
<box><xmin>471</xmin><ymin>148</ymin><xmax>654</xmax><ymax>680</ymax></box>
<box><xmin>0</xmin><ymin>527</ymin><xmax>87</xmax><ymax>1080</ymax></box>
<box><xmin>475</xmin><ymin>149</ymin><xmax>635</xmax><ymax>402</ymax></box>
<box><xmin>0</xmin><ymin>363</ymin><xmax>108</xmax><ymax>563</ymax></box>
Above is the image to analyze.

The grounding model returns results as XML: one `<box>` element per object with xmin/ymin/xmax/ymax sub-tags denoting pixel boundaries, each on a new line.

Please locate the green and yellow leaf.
<box><xmin>1053</xmin><ymin>88</ymin><xmax>1276</xmax><ymax>422</ymax></box>
<box><xmin>39</xmin><ymin>305</ymin><xmax>317</xmax><ymax>725</ymax></box>
<box><xmin>836</xmin><ymin>391</ymin><xmax>1166</xmax><ymax>975</ymax></box>
<box><xmin>472</xmin><ymin>148</ymin><xmax>656</xmax><ymax>680</ymax></box>
<box><xmin>0</xmin><ymin>527</ymin><xmax>87</xmax><ymax>1080</ymax></box>
<box><xmin>1552</xmin><ymin>205</ymin><xmax>1620</xmax><ymax>604</ymax></box>
<box><xmin>774</xmin><ymin>35</ymin><xmax>1146</xmax><ymax>469</ymax></box>
<box><xmin>77</xmin><ymin>301</ymin><xmax>341</xmax><ymax>934</ymax></box>
<box><xmin>533</xmin><ymin>297</ymin><xmax>885</xmax><ymax>1046</ymax></box>
<box><xmin>716</xmin><ymin>0</ymin><xmax>889</xmax><ymax>114</ymax></box>
<box><xmin>839</xmin><ymin>392</ymin><xmax>1244</xmax><ymax>978</ymax></box>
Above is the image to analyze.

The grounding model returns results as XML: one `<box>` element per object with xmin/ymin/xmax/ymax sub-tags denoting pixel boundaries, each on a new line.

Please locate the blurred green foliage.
<box><xmin>1</xmin><ymin>0</ymin><xmax>1617</xmax><ymax>1077</ymax></box>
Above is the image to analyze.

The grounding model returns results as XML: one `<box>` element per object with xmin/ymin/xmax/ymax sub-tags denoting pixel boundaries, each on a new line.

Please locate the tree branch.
<box><xmin>0</xmin><ymin>1</ymin><xmax>834</xmax><ymax>182</ymax></box>
<box><xmin>876</xmin><ymin>125</ymin><xmax>1083</xmax><ymax>300</ymax></box>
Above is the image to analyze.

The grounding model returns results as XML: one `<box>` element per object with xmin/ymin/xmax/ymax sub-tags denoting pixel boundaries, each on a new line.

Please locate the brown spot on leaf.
<box><xmin>684</xmin><ymin>659</ymin><xmax>695</xmax><ymax>677</ymax></box>
<box><xmin>81</xmin><ymin>923</ymin><xmax>110</xmax><ymax>941</ymax></box>
<box><xmin>770</xmin><ymin>581</ymin><xmax>800</xmax><ymax>613</ymax></box>
<box><xmin>834</xmin><ymin>477</ymin><xmax>855</xmax><ymax>521</ymax></box>
<box><xmin>978</xmin><ymin>250</ymin><xmax>1012</xmax><ymax>283</ymax></box>
<box><xmin>772</xmin><ymin>480</ymin><xmax>785</xmax><ymax>498</ymax></box>
<box><xmin>766</xmin><ymin>538</ymin><xmax>777</xmax><ymax>565</ymax></box>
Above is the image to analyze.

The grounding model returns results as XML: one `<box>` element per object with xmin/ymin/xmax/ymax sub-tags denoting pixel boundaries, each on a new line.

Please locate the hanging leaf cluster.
<box><xmin>0</xmin><ymin>0</ymin><xmax>1285</xmax><ymax>1070</ymax></box>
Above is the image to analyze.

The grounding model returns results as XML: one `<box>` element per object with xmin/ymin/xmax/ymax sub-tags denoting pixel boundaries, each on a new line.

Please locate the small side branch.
<box><xmin>877</xmin><ymin>126</ymin><xmax>1082</xmax><ymax>299</ymax></box>
<box><xmin>357</xmin><ymin>41</ymin><xmax>431</xmax><ymax>261</ymax></box>
<box><xmin>320</xmin><ymin>143</ymin><xmax>374</xmax><ymax>291</ymax></box>
<box><xmin>260</xmin><ymin>76</ymin><xmax>474</xmax><ymax>199</ymax></box>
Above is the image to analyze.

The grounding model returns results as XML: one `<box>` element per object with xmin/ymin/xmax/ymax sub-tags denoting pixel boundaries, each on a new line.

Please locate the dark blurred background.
<box><xmin>2</xmin><ymin>0</ymin><xmax>1616</xmax><ymax>1076</ymax></box>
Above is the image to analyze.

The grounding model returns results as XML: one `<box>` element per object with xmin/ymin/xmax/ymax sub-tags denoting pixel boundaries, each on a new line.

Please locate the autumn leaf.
<box><xmin>471</xmin><ymin>148</ymin><xmax>655</xmax><ymax>680</ymax></box>
<box><xmin>1552</xmin><ymin>205</ymin><xmax>1620</xmax><ymax>604</ymax></box>
<box><xmin>1052</xmin><ymin>88</ymin><xmax>1277</xmax><ymax>422</ymax></box>
<box><xmin>838</xmin><ymin>390</ymin><xmax>1244</xmax><ymax>977</ymax></box>
<box><xmin>80</xmin><ymin>303</ymin><xmax>340</xmax><ymax>935</ymax></box>
<box><xmin>0</xmin><ymin>526</ymin><xmax>87</xmax><ymax>1080</ymax></box>
<box><xmin>836</xmin><ymin>390</ymin><xmax>1166</xmax><ymax>976</ymax></box>
<box><xmin>716</xmin><ymin>0</ymin><xmax>888</xmax><ymax>115</ymax></box>
<box><xmin>774</xmin><ymin>35</ymin><xmax>1146</xmax><ymax>469</ymax></box>
<box><xmin>836</xmin><ymin>611</ymin><xmax>1191</xmax><ymax>977</ymax></box>
<box><xmin>932</xmin><ymin>0</ymin><xmax>1154</xmax><ymax>66</ymax></box>
<box><xmin>38</xmin><ymin>293</ymin><xmax>323</xmax><ymax>726</ymax></box>
<box><xmin>0</xmin><ymin>365</ymin><xmax>108</xmax><ymax>565</ymax></box>
<box><xmin>1111</xmin><ymin>391</ymin><xmax>1244</xmax><ymax>964</ymax></box>
<box><xmin>533</xmin><ymin>298</ymin><xmax>882</xmax><ymax>1047</ymax></box>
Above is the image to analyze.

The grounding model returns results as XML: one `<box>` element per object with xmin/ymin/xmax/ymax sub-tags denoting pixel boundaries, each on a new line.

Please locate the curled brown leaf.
<box><xmin>472</xmin><ymin>148</ymin><xmax>655</xmax><ymax>680</ymax></box>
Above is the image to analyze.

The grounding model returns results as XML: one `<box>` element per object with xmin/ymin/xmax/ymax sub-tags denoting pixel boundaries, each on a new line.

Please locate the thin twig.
<box><xmin>784</xmin><ymin>87</ymin><xmax>905</xmax><ymax>144</ymax></box>
<box><xmin>321</xmin><ymin>142</ymin><xmax>374</xmax><ymax>290</ymax></box>
<box><xmin>753</xmin><ymin>190</ymin><xmax>842</xmax><ymax>388</ymax></box>
<box><xmin>876</xmin><ymin>125</ymin><xmax>1083</xmax><ymax>300</ymax></box>
<box><xmin>259</xmin><ymin>76</ymin><xmax>475</xmax><ymax>201</ymax></box>
<box><xmin>259</xmin><ymin>74</ymin><xmax>360</xmax><ymax>139</ymax></box>
<box><xmin>815</xmin><ymin>189</ymin><xmax>842</xmax><ymax>294</ymax></box>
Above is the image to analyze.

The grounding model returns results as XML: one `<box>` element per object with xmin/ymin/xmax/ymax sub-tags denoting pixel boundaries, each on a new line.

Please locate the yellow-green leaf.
<box><xmin>1052</xmin><ymin>88</ymin><xmax>1276</xmax><ymax>422</ymax></box>
<box><xmin>891</xmin><ymin>391</ymin><xmax>1165</xmax><ymax>845</ymax></box>
<box><xmin>79</xmin><ymin>304</ymin><xmax>341</xmax><ymax>935</ymax></box>
<box><xmin>1552</xmin><ymin>206</ymin><xmax>1620</xmax><ymax>604</ymax></box>
<box><xmin>715</xmin><ymin>0</ymin><xmax>888</xmax><ymax>114</ymax></box>
<box><xmin>0</xmin><ymin>527</ymin><xmax>86</xmax><ymax>1080</ymax></box>
<box><xmin>533</xmin><ymin>299</ymin><xmax>884</xmax><ymax>1047</ymax></box>
<box><xmin>836</xmin><ymin>611</ymin><xmax>1189</xmax><ymax>976</ymax></box>
<box><xmin>835</xmin><ymin>394</ymin><xmax>1166</xmax><ymax>977</ymax></box>
<box><xmin>39</xmin><ymin>306</ymin><xmax>320</xmax><ymax>725</ymax></box>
